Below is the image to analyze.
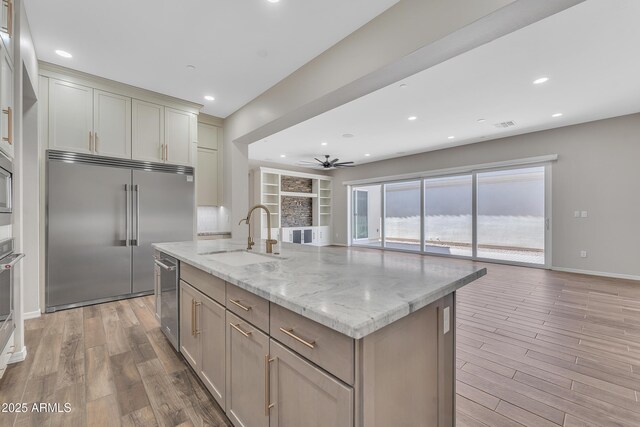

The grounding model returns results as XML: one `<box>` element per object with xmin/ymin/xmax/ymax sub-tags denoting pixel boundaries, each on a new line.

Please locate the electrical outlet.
<box><xmin>580</xmin><ymin>250</ymin><xmax>587</xmax><ymax>258</ymax></box>
<box><xmin>581</xmin><ymin>211</ymin><xmax>588</xmax><ymax>218</ymax></box>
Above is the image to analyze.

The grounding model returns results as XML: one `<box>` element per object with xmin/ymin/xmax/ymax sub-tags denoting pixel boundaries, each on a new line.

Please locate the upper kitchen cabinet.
<box><xmin>49</xmin><ymin>80</ymin><xmax>132</xmax><ymax>158</ymax></box>
<box><xmin>165</xmin><ymin>107</ymin><xmax>195</xmax><ymax>166</ymax></box>
<box><xmin>40</xmin><ymin>64</ymin><xmax>202</xmax><ymax>165</ymax></box>
<box><xmin>0</xmin><ymin>0</ymin><xmax>13</xmax><ymax>62</ymax></box>
<box><xmin>93</xmin><ymin>90</ymin><xmax>132</xmax><ymax>158</ymax></box>
<box><xmin>132</xmin><ymin>99</ymin><xmax>164</xmax><ymax>163</ymax></box>
<box><xmin>0</xmin><ymin>43</ymin><xmax>12</xmax><ymax>158</ymax></box>
<box><xmin>196</xmin><ymin>120</ymin><xmax>223</xmax><ymax>206</ymax></box>
<box><xmin>48</xmin><ymin>79</ymin><xmax>94</xmax><ymax>155</ymax></box>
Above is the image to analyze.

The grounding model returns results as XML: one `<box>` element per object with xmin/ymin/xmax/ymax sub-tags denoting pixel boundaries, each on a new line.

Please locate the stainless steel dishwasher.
<box><xmin>154</xmin><ymin>252</ymin><xmax>179</xmax><ymax>351</ymax></box>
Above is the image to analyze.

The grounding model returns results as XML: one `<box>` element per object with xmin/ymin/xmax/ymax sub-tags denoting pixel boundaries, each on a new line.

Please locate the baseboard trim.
<box><xmin>551</xmin><ymin>266</ymin><xmax>640</xmax><ymax>281</ymax></box>
<box><xmin>23</xmin><ymin>310</ymin><xmax>42</xmax><ymax>320</ymax></box>
<box><xmin>8</xmin><ymin>346</ymin><xmax>27</xmax><ymax>364</ymax></box>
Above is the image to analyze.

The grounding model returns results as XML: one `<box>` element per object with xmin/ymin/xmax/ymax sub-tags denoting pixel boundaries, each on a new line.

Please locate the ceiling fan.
<box><xmin>299</xmin><ymin>155</ymin><xmax>355</xmax><ymax>169</ymax></box>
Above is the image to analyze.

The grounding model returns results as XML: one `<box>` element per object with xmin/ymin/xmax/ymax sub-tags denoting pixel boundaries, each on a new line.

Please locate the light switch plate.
<box><xmin>574</xmin><ymin>211</ymin><xmax>580</xmax><ymax>218</ymax></box>
<box><xmin>443</xmin><ymin>306</ymin><xmax>450</xmax><ymax>334</ymax></box>
<box><xmin>581</xmin><ymin>211</ymin><xmax>588</xmax><ymax>218</ymax></box>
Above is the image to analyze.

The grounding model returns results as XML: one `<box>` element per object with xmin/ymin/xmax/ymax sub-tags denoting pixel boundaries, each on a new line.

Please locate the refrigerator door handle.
<box><xmin>134</xmin><ymin>185</ymin><xmax>140</xmax><ymax>246</ymax></box>
<box><xmin>125</xmin><ymin>184</ymin><xmax>131</xmax><ymax>247</ymax></box>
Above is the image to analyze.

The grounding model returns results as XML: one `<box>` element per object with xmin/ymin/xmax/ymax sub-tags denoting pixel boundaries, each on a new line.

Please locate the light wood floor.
<box><xmin>0</xmin><ymin>262</ymin><xmax>639</xmax><ymax>426</ymax></box>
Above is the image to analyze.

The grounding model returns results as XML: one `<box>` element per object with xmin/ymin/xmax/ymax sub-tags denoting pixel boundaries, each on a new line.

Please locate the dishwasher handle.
<box><xmin>154</xmin><ymin>259</ymin><xmax>176</xmax><ymax>271</ymax></box>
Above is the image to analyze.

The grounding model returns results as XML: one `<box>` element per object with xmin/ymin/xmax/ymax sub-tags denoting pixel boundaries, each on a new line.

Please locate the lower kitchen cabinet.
<box><xmin>268</xmin><ymin>340</ymin><xmax>353</xmax><ymax>427</ymax></box>
<box><xmin>180</xmin><ymin>280</ymin><xmax>200</xmax><ymax>369</ymax></box>
<box><xmin>226</xmin><ymin>311</ymin><xmax>270</xmax><ymax>427</ymax></box>
<box><xmin>179</xmin><ymin>280</ymin><xmax>226</xmax><ymax>408</ymax></box>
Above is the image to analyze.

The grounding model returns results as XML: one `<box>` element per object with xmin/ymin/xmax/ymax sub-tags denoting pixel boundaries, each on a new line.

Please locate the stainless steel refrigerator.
<box><xmin>46</xmin><ymin>150</ymin><xmax>194</xmax><ymax>312</ymax></box>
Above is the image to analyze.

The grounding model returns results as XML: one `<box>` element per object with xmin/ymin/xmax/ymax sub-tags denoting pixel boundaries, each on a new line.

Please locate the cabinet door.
<box><xmin>179</xmin><ymin>281</ymin><xmax>201</xmax><ymax>370</ymax></box>
<box><xmin>226</xmin><ymin>311</ymin><xmax>269</xmax><ymax>427</ymax></box>
<box><xmin>165</xmin><ymin>107</ymin><xmax>192</xmax><ymax>166</ymax></box>
<box><xmin>0</xmin><ymin>45</ymin><xmax>12</xmax><ymax>158</ymax></box>
<box><xmin>197</xmin><ymin>148</ymin><xmax>219</xmax><ymax>206</ymax></box>
<box><xmin>48</xmin><ymin>79</ymin><xmax>93</xmax><ymax>154</ymax></box>
<box><xmin>269</xmin><ymin>340</ymin><xmax>353</xmax><ymax>427</ymax></box>
<box><xmin>197</xmin><ymin>122</ymin><xmax>219</xmax><ymax>150</ymax></box>
<box><xmin>93</xmin><ymin>90</ymin><xmax>131</xmax><ymax>158</ymax></box>
<box><xmin>0</xmin><ymin>0</ymin><xmax>14</xmax><ymax>62</ymax></box>
<box><xmin>132</xmin><ymin>99</ymin><xmax>164</xmax><ymax>162</ymax></box>
<box><xmin>199</xmin><ymin>295</ymin><xmax>226</xmax><ymax>409</ymax></box>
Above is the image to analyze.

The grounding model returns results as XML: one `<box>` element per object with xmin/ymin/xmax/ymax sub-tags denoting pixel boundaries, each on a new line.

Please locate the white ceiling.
<box><xmin>24</xmin><ymin>0</ymin><xmax>399</xmax><ymax>118</ymax></box>
<box><xmin>249</xmin><ymin>0</ymin><xmax>640</xmax><ymax>169</ymax></box>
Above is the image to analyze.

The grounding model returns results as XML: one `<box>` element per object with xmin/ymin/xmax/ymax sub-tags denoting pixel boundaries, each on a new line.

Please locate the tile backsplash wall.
<box><xmin>197</xmin><ymin>206</ymin><xmax>231</xmax><ymax>233</ymax></box>
<box><xmin>281</xmin><ymin>176</ymin><xmax>313</xmax><ymax>193</ymax></box>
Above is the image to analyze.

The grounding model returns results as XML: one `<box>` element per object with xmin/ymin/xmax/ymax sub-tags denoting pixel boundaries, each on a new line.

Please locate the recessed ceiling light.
<box><xmin>204</xmin><ymin>95</ymin><xmax>215</xmax><ymax>101</ymax></box>
<box><xmin>267</xmin><ymin>0</ymin><xmax>279</xmax><ymax>3</ymax></box>
<box><xmin>186</xmin><ymin>64</ymin><xmax>196</xmax><ymax>70</ymax></box>
<box><xmin>55</xmin><ymin>50</ymin><xmax>72</xmax><ymax>58</ymax></box>
<box><xmin>342</xmin><ymin>133</ymin><xmax>354</xmax><ymax>138</ymax></box>
<box><xmin>448</xmin><ymin>136</ymin><xmax>455</xmax><ymax>139</ymax></box>
<box><xmin>321</xmin><ymin>142</ymin><xmax>328</xmax><ymax>146</ymax></box>
<box><xmin>399</xmin><ymin>83</ymin><xmax>408</xmax><ymax>89</ymax></box>
<box><xmin>364</xmin><ymin>153</ymin><xmax>371</xmax><ymax>157</ymax></box>
<box><xmin>552</xmin><ymin>113</ymin><xmax>563</xmax><ymax>118</ymax></box>
<box><xmin>477</xmin><ymin>119</ymin><xmax>486</xmax><ymax>123</ymax></box>
<box><xmin>407</xmin><ymin>116</ymin><xmax>417</xmax><ymax>121</ymax></box>
<box><xmin>280</xmin><ymin>154</ymin><xmax>286</xmax><ymax>158</ymax></box>
<box><xmin>533</xmin><ymin>77</ymin><xmax>549</xmax><ymax>85</ymax></box>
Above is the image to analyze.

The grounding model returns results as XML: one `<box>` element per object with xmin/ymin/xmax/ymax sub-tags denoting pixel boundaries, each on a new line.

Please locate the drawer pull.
<box><xmin>229</xmin><ymin>299</ymin><xmax>252</xmax><ymax>311</ymax></box>
<box><xmin>279</xmin><ymin>327</ymin><xmax>316</xmax><ymax>349</ymax></box>
<box><xmin>230</xmin><ymin>323</ymin><xmax>252</xmax><ymax>338</ymax></box>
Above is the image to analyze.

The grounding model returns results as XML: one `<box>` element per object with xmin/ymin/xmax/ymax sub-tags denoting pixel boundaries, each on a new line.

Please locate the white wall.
<box><xmin>331</xmin><ymin>113</ymin><xmax>640</xmax><ymax>278</ymax></box>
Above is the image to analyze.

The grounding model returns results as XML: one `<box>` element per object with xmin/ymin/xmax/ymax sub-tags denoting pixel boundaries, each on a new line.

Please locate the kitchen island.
<box><xmin>153</xmin><ymin>239</ymin><xmax>486</xmax><ymax>427</ymax></box>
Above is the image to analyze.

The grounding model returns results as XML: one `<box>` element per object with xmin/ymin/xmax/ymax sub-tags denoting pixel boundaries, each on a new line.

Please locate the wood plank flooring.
<box><xmin>0</xmin><ymin>262</ymin><xmax>639</xmax><ymax>426</ymax></box>
<box><xmin>0</xmin><ymin>296</ymin><xmax>232</xmax><ymax>427</ymax></box>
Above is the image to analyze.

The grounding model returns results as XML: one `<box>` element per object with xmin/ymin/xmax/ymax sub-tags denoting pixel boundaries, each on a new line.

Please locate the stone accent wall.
<box><xmin>281</xmin><ymin>176</ymin><xmax>313</xmax><ymax>193</ymax></box>
<box><xmin>281</xmin><ymin>196</ymin><xmax>313</xmax><ymax>227</ymax></box>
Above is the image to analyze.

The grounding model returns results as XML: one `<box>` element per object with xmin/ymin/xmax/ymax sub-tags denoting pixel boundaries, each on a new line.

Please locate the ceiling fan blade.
<box><xmin>330</xmin><ymin>158</ymin><xmax>340</xmax><ymax>164</ymax></box>
<box><xmin>314</xmin><ymin>158</ymin><xmax>325</xmax><ymax>164</ymax></box>
<box><xmin>334</xmin><ymin>161</ymin><xmax>354</xmax><ymax>165</ymax></box>
<box><xmin>337</xmin><ymin>164</ymin><xmax>355</xmax><ymax>167</ymax></box>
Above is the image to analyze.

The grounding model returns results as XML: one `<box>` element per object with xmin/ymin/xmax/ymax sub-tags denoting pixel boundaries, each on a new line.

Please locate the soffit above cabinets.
<box><xmin>249</xmin><ymin>0</ymin><xmax>640</xmax><ymax>168</ymax></box>
<box><xmin>24</xmin><ymin>0</ymin><xmax>399</xmax><ymax>118</ymax></box>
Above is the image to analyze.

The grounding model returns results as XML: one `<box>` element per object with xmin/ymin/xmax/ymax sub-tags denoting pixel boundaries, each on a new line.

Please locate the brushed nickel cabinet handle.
<box><xmin>265</xmin><ymin>355</ymin><xmax>275</xmax><ymax>415</ymax></box>
<box><xmin>230</xmin><ymin>322</ymin><xmax>252</xmax><ymax>338</ymax></box>
<box><xmin>279</xmin><ymin>327</ymin><xmax>316</xmax><ymax>349</ymax></box>
<box><xmin>95</xmin><ymin>132</ymin><xmax>99</xmax><ymax>153</ymax></box>
<box><xmin>229</xmin><ymin>299</ymin><xmax>252</xmax><ymax>311</ymax></box>
<box><xmin>89</xmin><ymin>131</ymin><xmax>93</xmax><ymax>152</ymax></box>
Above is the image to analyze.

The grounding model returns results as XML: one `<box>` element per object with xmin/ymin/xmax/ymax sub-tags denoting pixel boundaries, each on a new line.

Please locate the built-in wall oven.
<box><xmin>0</xmin><ymin>153</ymin><xmax>12</xmax><ymax>226</ymax></box>
<box><xmin>0</xmin><ymin>239</ymin><xmax>24</xmax><ymax>353</ymax></box>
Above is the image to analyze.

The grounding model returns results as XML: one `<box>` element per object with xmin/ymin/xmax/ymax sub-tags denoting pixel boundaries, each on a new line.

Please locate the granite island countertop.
<box><xmin>152</xmin><ymin>239</ymin><xmax>486</xmax><ymax>339</ymax></box>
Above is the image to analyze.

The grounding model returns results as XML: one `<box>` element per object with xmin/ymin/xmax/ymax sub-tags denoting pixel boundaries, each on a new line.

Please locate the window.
<box><xmin>424</xmin><ymin>175</ymin><xmax>472</xmax><ymax>257</ymax></box>
<box><xmin>384</xmin><ymin>181</ymin><xmax>421</xmax><ymax>251</ymax></box>
<box><xmin>352</xmin><ymin>185</ymin><xmax>382</xmax><ymax>247</ymax></box>
<box><xmin>350</xmin><ymin>164</ymin><xmax>549</xmax><ymax>267</ymax></box>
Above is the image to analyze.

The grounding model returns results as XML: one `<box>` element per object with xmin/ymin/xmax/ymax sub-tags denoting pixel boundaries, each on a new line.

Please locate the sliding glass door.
<box><xmin>424</xmin><ymin>175</ymin><xmax>473</xmax><ymax>257</ymax></box>
<box><xmin>352</xmin><ymin>185</ymin><xmax>382</xmax><ymax>247</ymax></box>
<box><xmin>477</xmin><ymin>166</ymin><xmax>546</xmax><ymax>265</ymax></box>
<box><xmin>384</xmin><ymin>181</ymin><xmax>421</xmax><ymax>251</ymax></box>
<box><xmin>350</xmin><ymin>163</ymin><xmax>549</xmax><ymax>267</ymax></box>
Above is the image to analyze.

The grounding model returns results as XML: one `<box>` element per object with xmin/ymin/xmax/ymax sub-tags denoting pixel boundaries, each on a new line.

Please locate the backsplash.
<box><xmin>281</xmin><ymin>176</ymin><xmax>312</xmax><ymax>193</ymax></box>
<box><xmin>197</xmin><ymin>206</ymin><xmax>231</xmax><ymax>233</ymax></box>
<box><xmin>281</xmin><ymin>196</ymin><xmax>312</xmax><ymax>227</ymax></box>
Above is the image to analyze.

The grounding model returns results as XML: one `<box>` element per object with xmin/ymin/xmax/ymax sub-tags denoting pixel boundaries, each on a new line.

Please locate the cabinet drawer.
<box><xmin>226</xmin><ymin>284</ymin><xmax>269</xmax><ymax>333</ymax></box>
<box><xmin>180</xmin><ymin>263</ymin><xmax>225</xmax><ymax>305</ymax></box>
<box><xmin>270</xmin><ymin>304</ymin><xmax>354</xmax><ymax>385</ymax></box>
